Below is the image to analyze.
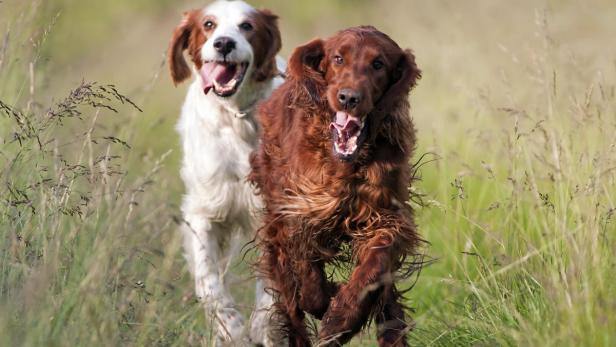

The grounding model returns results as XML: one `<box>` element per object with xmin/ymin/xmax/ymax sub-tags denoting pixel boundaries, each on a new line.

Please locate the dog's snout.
<box><xmin>213</xmin><ymin>37</ymin><xmax>236</xmax><ymax>56</ymax></box>
<box><xmin>337</xmin><ymin>89</ymin><xmax>362</xmax><ymax>110</ymax></box>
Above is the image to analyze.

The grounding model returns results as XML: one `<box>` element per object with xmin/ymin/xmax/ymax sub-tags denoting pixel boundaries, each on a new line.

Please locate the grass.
<box><xmin>1</xmin><ymin>0</ymin><xmax>615</xmax><ymax>346</ymax></box>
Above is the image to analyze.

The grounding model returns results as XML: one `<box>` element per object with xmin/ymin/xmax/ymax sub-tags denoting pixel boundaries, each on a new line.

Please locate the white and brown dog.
<box><xmin>168</xmin><ymin>1</ymin><xmax>283</xmax><ymax>345</ymax></box>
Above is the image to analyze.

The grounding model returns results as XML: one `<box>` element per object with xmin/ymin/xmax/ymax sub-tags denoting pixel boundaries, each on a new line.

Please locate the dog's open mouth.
<box><xmin>199</xmin><ymin>61</ymin><xmax>249</xmax><ymax>97</ymax></box>
<box><xmin>330</xmin><ymin>111</ymin><xmax>366</xmax><ymax>159</ymax></box>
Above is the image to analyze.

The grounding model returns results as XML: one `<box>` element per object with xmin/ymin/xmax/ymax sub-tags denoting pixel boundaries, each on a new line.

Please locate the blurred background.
<box><xmin>1</xmin><ymin>0</ymin><xmax>615</xmax><ymax>346</ymax></box>
<box><xmin>3</xmin><ymin>0</ymin><xmax>616</xmax><ymax>176</ymax></box>
<box><xmin>3</xmin><ymin>0</ymin><xmax>616</xmax><ymax>166</ymax></box>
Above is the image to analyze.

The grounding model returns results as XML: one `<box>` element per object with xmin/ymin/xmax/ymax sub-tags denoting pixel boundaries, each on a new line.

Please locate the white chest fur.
<box><xmin>177</xmin><ymin>80</ymin><xmax>272</xmax><ymax>223</ymax></box>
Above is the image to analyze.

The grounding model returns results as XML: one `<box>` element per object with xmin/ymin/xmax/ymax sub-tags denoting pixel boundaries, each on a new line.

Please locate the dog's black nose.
<box><xmin>213</xmin><ymin>37</ymin><xmax>236</xmax><ymax>56</ymax></box>
<box><xmin>337</xmin><ymin>89</ymin><xmax>361</xmax><ymax>110</ymax></box>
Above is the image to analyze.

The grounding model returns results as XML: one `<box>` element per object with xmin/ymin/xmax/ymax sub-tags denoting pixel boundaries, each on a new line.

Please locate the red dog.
<box><xmin>249</xmin><ymin>26</ymin><xmax>422</xmax><ymax>346</ymax></box>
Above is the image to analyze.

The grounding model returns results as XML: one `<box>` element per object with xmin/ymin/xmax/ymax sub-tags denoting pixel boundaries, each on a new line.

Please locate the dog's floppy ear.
<box><xmin>168</xmin><ymin>11</ymin><xmax>196</xmax><ymax>85</ymax></box>
<box><xmin>288</xmin><ymin>38</ymin><xmax>325</xmax><ymax>79</ymax></box>
<box><xmin>288</xmin><ymin>39</ymin><xmax>326</xmax><ymax>101</ymax></box>
<box><xmin>252</xmin><ymin>9</ymin><xmax>282</xmax><ymax>82</ymax></box>
<box><xmin>377</xmin><ymin>49</ymin><xmax>421</xmax><ymax>112</ymax></box>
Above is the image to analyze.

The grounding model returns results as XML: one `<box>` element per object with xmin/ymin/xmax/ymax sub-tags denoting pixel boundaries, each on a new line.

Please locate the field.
<box><xmin>1</xmin><ymin>0</ymin><xmax>615</xmax><ymax>346</ymax></box>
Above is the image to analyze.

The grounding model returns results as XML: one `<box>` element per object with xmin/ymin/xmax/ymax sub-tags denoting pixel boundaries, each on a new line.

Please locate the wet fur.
<box><xmin>250</xmin><ymin>26</ymin><xmax>422</xmax><ymax>346</ymax></box>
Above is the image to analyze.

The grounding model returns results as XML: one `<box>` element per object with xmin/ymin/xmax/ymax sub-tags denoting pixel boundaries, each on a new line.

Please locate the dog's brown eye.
<box><xmin>372</xmin><ymin>59</ymin><xmax>384</xmax><ymax>70</ymax></box>
<box><xmin>334</xmin><ymin>55</ymin><xmax>344</xmax><ymax>65</ymax></box>
<box><xmin>239</xmin><ymin>22</ymin><xmax>254</xmax><ymax>31</ymax></box>
<box><xmin>204</xmin><ymin>20</ymin><xmax>215</xmax><ymax>29</ymax></box>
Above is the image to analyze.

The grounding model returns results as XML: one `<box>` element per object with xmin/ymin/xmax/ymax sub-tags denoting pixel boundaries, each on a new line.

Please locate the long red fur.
<box><xmin>250</xmin><ymin>26</ymin><xmax>422</xmax><ymax>347</ymax></box>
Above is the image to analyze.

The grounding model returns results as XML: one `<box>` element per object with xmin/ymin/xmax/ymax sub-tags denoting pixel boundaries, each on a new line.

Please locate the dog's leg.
<box><xmin>318</xmin><ymin>235</ymin><xmax>397</xmax><ymax>346</ymax></box>
<box><xmin>250</xmin><ymin>275</ymin><xmax>286</xmax><ymax>347</ymax></box>
<box><xmin>375</xmin><ymin>286</ymin><xmax>410</xmax><ymax>347</ymax></box>
<box><xmin>297</xmin><ymin>259</ymin><xmax>337</xmax><ymax>319</ymax></box>
<box><xmin>182</xmin><ymin>215</ymin><xmax>247</xmax><ymax>346</ymax></box>
<box><xmin>260</xmin><ymin>240</ymin><xmax>311</xmax><ymax>347</ymax></box>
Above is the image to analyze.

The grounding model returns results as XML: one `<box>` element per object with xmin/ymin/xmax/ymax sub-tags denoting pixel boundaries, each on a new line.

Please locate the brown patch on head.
<box><xmin>246</xmin><ymin>9</ymin><xmax>281</xmax><ymax>82</ymax></box>
<box><xmin>168</xmin><ymin>9</ymin><xmax>211</xmax><ymax>85</ymax></box>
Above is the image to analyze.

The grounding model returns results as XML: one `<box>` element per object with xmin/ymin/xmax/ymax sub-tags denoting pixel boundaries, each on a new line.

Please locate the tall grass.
<box><xmin>407</xmin><ymin>10</ymin><xmax>616</xmax><ymax>346</ymax></box>
<box><xmin>1</xmin><ymin>1</ymin><xmax>615</xmax><ymax>346</ymax></box>
<box><xmin>0</xmin><ymin>3</ymin><xmax>219</xmax><ymax>346</ymax></box>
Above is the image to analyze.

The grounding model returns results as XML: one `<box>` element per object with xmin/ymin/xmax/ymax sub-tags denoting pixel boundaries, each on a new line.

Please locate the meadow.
<box><xmin>1</xmin><ymin>0</ymin><xmax>615</xmax><ymax>346</ymax></box>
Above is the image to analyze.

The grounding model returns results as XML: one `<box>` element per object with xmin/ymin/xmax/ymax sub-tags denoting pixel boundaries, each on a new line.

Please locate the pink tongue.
<box><xmin>330</xmin><ymin>111</ymin><xmax>361</xmax><ymax>143</ymax></box>
<box><xmin>335</xmin><ymin>111</ymin><xmax>348</xmax><ymax>126</ymax></box>
<box><xmin>199</xmin><ymin>62</ymin><xmax>236</xmax><ymax>94</ymax></box>
<box><xmin>332</xmin><ymin>111</ymin><xmax>360</xmax><ymax>130</ymax></box>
